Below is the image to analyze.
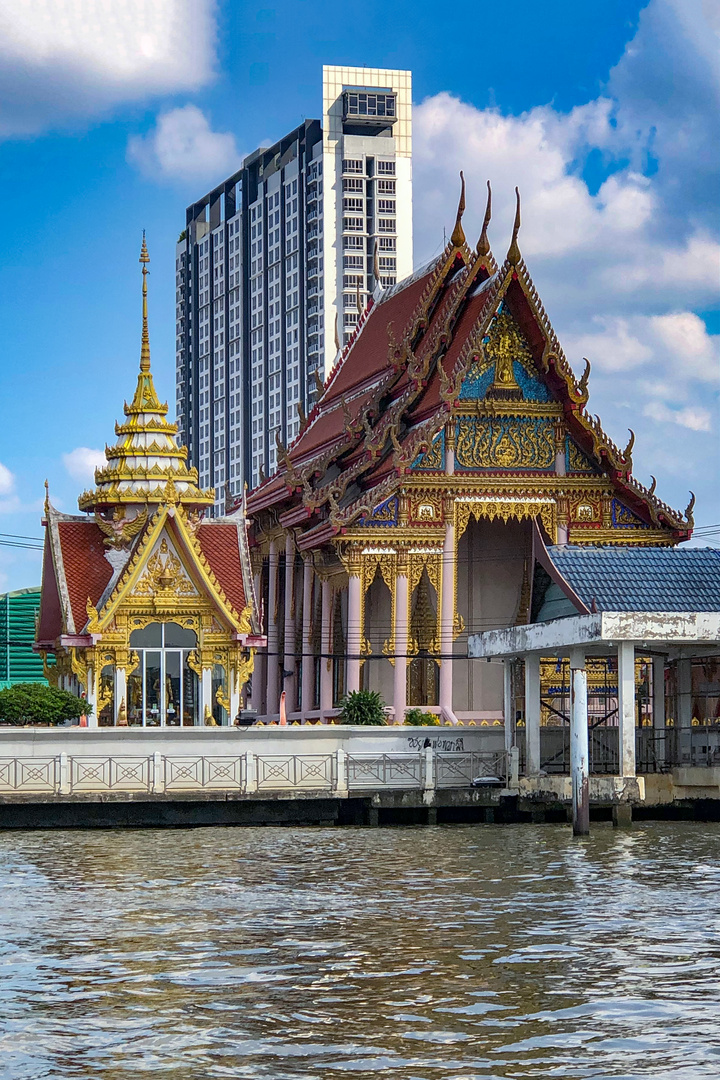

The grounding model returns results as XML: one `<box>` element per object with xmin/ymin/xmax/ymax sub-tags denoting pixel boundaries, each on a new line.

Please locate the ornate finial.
<box><xmin>373</xmin><ymin>240</ymin><xmax>380</xmax><ymax>284</ymax></box>
<box><xmin>296</xmin><ymin>401</ymin><xmax>306</xmax><ymax>427</ymax></box>
<box><xmin>685</xmin><ymin>491</ymin><xmax>695</xmax><ymax>526</ymax></box>
<box><xmin>450</xmin><ymin>171</ymin><xmax>466</xmax><ymax>247</ymax></box>
<box><xmin>624</xmin><ymin>429</ymin><xmax>635</xmax><ymax>460</ymax></box>
<box><xmin>258</xmin><ymin>463</ymin><xmax>265</xmax><ymax>484</ymax></box>
<box><xmin>139</xmin><ymin>231</ymin><xmax>151</xmax><ymax>372</ymax></box>
<box><xmin>578</xmin><ymin>358</ymin><xmax>591</xmax><ymax>395</ymax></box>
<box><xmin>507</xmin><ymin>187</ymin><xmax>521</xmax><ymax>265</ymax></box>
<box><xmin>648</xmin><ymin>475</ymin><xmax>657</xmax><ymax>495</ymax></box>
<box><xmin>44</xmin><ymin>479</ymin><xmax>50</xmax><ymax>514</ymax></box>
<box><xmin>334</xmin><ymin>311</ymin><xmax>340</xmax><ymax>352</ymax></box>
<box><xmin>275</xmin><ymin>431</ymin><xmax>286</xmax><ymax>458</ymax></box>
<box><xmin>312</xmin><ymin>368</ymin><xmax>324</xmax><ymax>396</ymax></box>
<box><xmin>477</xmin><ymin>180</ymin><xmax>492</xmax><ymax>256</ymax></box>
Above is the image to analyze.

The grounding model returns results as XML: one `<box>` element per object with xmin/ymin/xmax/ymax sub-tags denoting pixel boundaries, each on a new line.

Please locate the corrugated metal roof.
<box><xmin>546</xmin><ymin>545</ymin><xmax>720</xmax><ymax>612</ymax></box>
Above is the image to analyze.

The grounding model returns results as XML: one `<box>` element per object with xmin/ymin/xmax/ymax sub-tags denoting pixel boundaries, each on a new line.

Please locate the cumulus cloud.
<box><xmin>0</xmin><ymin>0</ymin><xmax>216</xmax><ymax>136</ymax></box>
<box><xmin>63</xmin><ymin>447</ymin><xmax>106</xmax><ymax>485</ymax></box>
<box><xmin>0</xmin><ymin>462</ymin><xmax>21</xmax><ymax>515</ymax></box>
<box><xmin>127</xmin><ymin>105</ymin><xmax>242</xmax><ymax>185</ymax></box>
<box><xmin>413</xmin><ymin>0</ymin><xmax>719</xmax><ymax>522</ymax></box>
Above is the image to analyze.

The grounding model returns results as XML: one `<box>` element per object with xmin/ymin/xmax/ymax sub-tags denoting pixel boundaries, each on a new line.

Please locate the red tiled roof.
<box><xmin>57</xmin><ymin>520</ymin><xmax>114</xmax><ymax>633</ymax></box>
<box><xmin>196</xmin><ymin>523</ymin><xmax>247</xmax><ymax>616</ymax></box>
<box><xmin>37</xmin><ymin>536</ymin><xmax>63</xmax><ymax>643</ymax></box>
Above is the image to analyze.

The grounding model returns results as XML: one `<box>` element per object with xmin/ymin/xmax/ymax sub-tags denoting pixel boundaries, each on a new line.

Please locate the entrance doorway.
<box><xmin>126</xmin><ymin>623</ymin><xmax>199</xmax><ymax>726</ymax></box>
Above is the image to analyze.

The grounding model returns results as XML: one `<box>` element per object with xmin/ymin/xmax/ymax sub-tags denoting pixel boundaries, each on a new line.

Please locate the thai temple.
<box><xmin>36</xmin><ymin>239</ymin><xmax>264</xmax><ymax>727</ymax></box>
<box><xmin>245</xmin><ymin>180</ymin><xmax>701</xmax><ymax>726</ymax></box>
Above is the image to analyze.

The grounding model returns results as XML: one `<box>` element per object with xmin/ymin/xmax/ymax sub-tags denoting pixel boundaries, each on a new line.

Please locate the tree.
<box><xmin>404</xmin><ymin>708</ymin><xmax>440</xmax><ymax>726</ymax></box>
<box><xmin>0</xmin><ymin>683</ymin><xmax>92</xmax><ymax>726</ymax></box>
<box><xmin>339</xmin><ymin>689</ymin><xmax>387</xmax><ymax>726</ymax></box>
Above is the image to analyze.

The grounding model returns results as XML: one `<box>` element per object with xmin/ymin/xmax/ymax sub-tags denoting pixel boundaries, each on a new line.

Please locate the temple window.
<box><xmin>125</xmin><ymin>623</ymin><xmax>199</xmax><ymax>727</ymax></box>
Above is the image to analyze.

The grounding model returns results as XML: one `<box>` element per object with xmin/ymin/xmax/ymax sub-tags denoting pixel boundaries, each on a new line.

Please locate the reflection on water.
<box><xmin>1</xmin><ymin>822</ymin><xmax>719</xmax><ymax>1079</ymax></box>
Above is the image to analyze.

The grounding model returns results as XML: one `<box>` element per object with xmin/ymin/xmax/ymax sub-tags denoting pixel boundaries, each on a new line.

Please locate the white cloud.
<box><xmin>127</xmin><ymin>105</ymin><xmax>241</xmax><ymax>185</ymax></box>
<box><xmin>0</xmin><ymin>463</ymin><xmax>14</xmax><ymax>497</ymax></box>
<box><xmin>412</xmin><ymin>0</ymin><xmax>719</xmax><ymax>524</ymax></box>
<box><xmin>63</xmin><ymin>447</ymin><xmax>106</xmax><ymax>485</ymax></box>
<box><xmin>0</xmin><ymin>0</ymin><xmax>216</xmax><ymax>136</ymax></box>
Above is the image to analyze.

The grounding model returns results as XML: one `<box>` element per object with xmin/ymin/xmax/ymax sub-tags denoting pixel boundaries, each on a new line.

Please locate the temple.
<box><xmin>36</xmin><ymin>238</ymin><xmax>264</xmax><ymax>727</ymax></box>
<box><xmin>245</xmin><ymin>180</ymin><xmax>694</xmax><ymax>724</ymax></box>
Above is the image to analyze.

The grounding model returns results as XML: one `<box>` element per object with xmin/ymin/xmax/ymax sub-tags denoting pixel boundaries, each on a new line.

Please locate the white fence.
<box><xmin>0</xmin><ymin>749</ymin><xmax>510</xmax><ymax>797</ymax></box>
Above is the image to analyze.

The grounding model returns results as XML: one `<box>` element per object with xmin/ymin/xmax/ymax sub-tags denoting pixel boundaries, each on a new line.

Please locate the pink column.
<box><xmin>439</xmin><ymin>516</ymin><xmax>455</xmax><ymax>718</ymax></box>
<box><xmin>301</xmin><ymin>555</ymin><xmax>314</xmax><ymax>716</ymax></box>
<box><xmin>266</xmin><ymin>540</ymin><xmax>279</xmax><ymax>716</ymax></box>
<box><xmin>393</xmin><ymin>560</ymin><xmax>409</xmax><ymax>724</ymax></box>
<box><xmin>320</xmin><ymin>578</ymin><xmax>333</xmax><ymax>716</ymax></box>
<box><xmin>283</xmin><ymin>532</ymin><xmax>297</xmax><ymax>711</ymax></box>
<box><xmin>346</xmin><ymin>571</ymin><xmax>362</xmax><ymax>695</ymax></box>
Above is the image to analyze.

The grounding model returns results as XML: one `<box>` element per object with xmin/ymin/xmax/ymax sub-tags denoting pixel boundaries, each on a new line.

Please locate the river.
<box><xmin>1</xmin><ymin>822</ymin><xmax>718</xmax><ymax>1078</ymax></box>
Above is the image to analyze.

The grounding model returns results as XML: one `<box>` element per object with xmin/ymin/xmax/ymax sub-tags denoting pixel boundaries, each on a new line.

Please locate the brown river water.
<box><xmin>1</xmin><ymin>822</ymin><xmax>719</xmax><ymax>1079</ymax></box>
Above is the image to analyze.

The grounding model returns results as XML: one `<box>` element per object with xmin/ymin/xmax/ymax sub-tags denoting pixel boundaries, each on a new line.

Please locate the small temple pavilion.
<box><xmin>245</xmin><ymin>181</ymin><xmax>695</xmax><ymax>724</ymax></box>
<box><xmin>36</xmin><ymin>240</ymin><xmax>264</xmax><ymax>727</ymax></box>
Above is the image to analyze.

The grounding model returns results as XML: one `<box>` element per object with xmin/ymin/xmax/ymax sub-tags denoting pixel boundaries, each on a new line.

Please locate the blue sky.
<box><xmin>0</xmin><ymin>0</ymin><xmax>718</xmax><ymax>589</ymax></box>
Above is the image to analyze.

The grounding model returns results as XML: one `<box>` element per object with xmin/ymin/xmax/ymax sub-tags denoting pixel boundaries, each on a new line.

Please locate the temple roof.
<box><xmin>246</xmin><ymin>181</ymin><xmax>693</xmax><ymax>546</ymax></box>
<box><xmin>541</xmin><ymin>545</ymin><xmax>720</xmax><ymax>615</ymax></box>
<box><xmin>78</xmin><ymin>236</ymin><xmax>213</xmax><ymax>513</ymax></box>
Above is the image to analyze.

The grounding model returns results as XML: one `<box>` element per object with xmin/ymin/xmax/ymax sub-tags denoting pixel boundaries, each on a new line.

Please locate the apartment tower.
<box><xmin>175</xmin><ymin>66</ymin><xmax>412</xmax><ymax>510</ymax></box>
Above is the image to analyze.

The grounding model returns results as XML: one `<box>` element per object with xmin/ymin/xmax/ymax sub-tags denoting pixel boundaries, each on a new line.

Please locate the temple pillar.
<box><xmin>266</xmin><ymin>540</ymin><xmax>279</xmax><ymax>716</ymax></box>
<box><xmin>524</xmin><ymin>653</ymin><xmax>541</xmax><ymax>775</ymax></box>
<box><xmin>250</xmin><ymin>570</ymin><xmax>265</xmax><ymax>714</ymax></box>
<box><xmin>652</xmin><ymin>655</ymin><xmax>666</xmax><ymax>765</ymax></box>
<box><xmin>86</xmin><ymin>662</ymin><xmax>98</xmax><ymax>728</ymax></box>
<box><xmin>320</xmin><ymin>577</ymin><xmax>333</xmax><ymax>716</ymax></box>
<box><xmin>569</xmin><ymin>648</ymin><xmax>589</xmax><ymax>835</ymax></box>
<box><xmin>394</xmin><ymin>555</ymin><xmax>409</xmax><ymax>724</ymax></box>
<box><xmin>346</xmin><ymin>554</ymin><xmax>362</xmax><ymax>695</ymax></box>
<box><xmin>503</xmin><ymin>659</ymin><xmax>513</xmax><ymax>753</ymax></box>
<box><xmin>301</xmin><ymin>555</ymin><xmax>314</xmax><ymax>716</ymax></box>
<box><xmin>201</xmin><ymin>667</ymin><xmax>213</xmax><ymax>724</ymax></box>
<box><xmin>618</xmin><ymin>642</ymin><xmax>636</xmax><ymax>776</ymax></box>
<box><xmin>445</xmin><ymin>422</ymin><xmax>455</xmax><ymax>475</ymax></box>
<box><xmin>439</xmin><ymin>513</ymin><xmax>455</xmax><ymax>719</ymax></box>
<box><xmin>283</xmin><ymin>532</ymin><xmax>297</xmax><ymax>711</ymax></box>
<box><xmin>229</xmin><ymin>661</ymin><xmax>241</xmax><ymax>723</ymax></box>
<box><xmin>115</xmin><ymin>667</ymin><xmax>127</xmax><ymax>726</ymax></box>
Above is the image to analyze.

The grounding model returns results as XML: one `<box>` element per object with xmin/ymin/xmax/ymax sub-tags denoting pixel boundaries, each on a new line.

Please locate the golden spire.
<box><xmin>507</xmin><ymin>187</ymin><xmax>521</xmax><ymax>265</ymax></box>
<box><xmin>139</xmin><ymin>231</ymin><xmax>151</xmax><ymax>372</ymax></box>
<box><xmin>477</xmin><ymin>180</ymin><xmax>492</xmax><ymax>256</ymax></box>
<box><xmin>450</xmin><ymin>171</ymin><xmax>466</xmax><ymax>247</ymax></box>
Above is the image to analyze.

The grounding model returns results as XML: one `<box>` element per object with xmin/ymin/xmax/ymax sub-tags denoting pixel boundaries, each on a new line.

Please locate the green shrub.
<box><xmin>404</xmin><ymin>707</ymin><xmax>440</xmax><ymax>726</ymax></box>
<box><xmin>339</xmin><ymin>689</ymin><xmax>387</xmax><ymax>726</ymax></box>
<box><xmin>0</xmin><ymin>683</ymin><xmax>92</xmax><ymax>726</ymax></box>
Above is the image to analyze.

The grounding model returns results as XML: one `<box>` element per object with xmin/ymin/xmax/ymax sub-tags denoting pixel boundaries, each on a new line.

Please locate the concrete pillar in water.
<box><xmin>266</xmin><ymin>540</ymin><xmax>280</xmax><ymax>716</ymax></box>
<box><xmin>300</xmin><ymin>555</ymin><xmax>314</xmax><ymax>716</ymax></box>
<box><xmin>503</xmin><ymin>659</ymin><xmax>514</xmax><ymax>754</ymax></box>
<box><xmin>393</xmin><ymin>559</ymin><xmax>409</xmax><ymax>724</ymax></box>
<box><xmin>525</xmin><ymin>653</ymin><xmax>541</xmax><ymax>775</ymax></box>
<box><xmin>569</xmin><ymin>647</ymin><xmax>589</xmax><ymax>835</ymax></box>
<box><xmin>652</xmin><ymin>654</ymin><xmax>666</xmax><ymax>766</ymax></box>
<box><xmin>618</xmin><ymin>642</ymin><xmax>636</xmax><ymax>777</ymax></box>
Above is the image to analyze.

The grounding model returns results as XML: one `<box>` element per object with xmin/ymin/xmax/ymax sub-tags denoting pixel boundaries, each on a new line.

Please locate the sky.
<box><xmin>0</xmin><ymin>0</ymin><xmax>718</xmax><ymax>591</ymax></box>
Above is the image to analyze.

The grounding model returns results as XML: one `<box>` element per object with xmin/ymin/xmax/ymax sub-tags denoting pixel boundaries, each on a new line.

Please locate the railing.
<box><xmin>517</xmin><ymin>725</ymin><xmax>720</xmax><ymax>774</ymax></box>
<box><xmin>0</xmin><ymin>751</ymin><xmax>510</xmax><ymax>797</ymax></box>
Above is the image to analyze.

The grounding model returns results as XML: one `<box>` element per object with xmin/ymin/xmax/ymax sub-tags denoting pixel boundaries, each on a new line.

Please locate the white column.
<box><xmin>439</xmin><ymin>517</ymin><xmax>455</xmax><ymax>717</ymax></box>
<box><xmin>301</xmin><ymin>555</ymin><xmax>314</xmax><ymax>716</ymax></box>
<box><xmin>283</xmin><ymin>532</ymin><xmax>297</xmax><ymax>711</ymax></box>
<box><xmin>394</xmin><ymin>564</ymin><xmax>409</xmax><ymax>724</ymax></box>
<box><xmin>201</xmin><ymin>667</ymin><xmax>213</xmax><ymax>724</ymax></box>
<box><xmin>503</xmin><ymin>659</ymin><xmax>513</xmax><ymax>753</ymax></box>
<box><xmin>266</xmin><ymin>540</ymin><xmax>279</xmax><ymax>716</ymax></box>
<box><xmin>525</xmin><ymin>653</ymin><xmax>541</xmax><ymax>775</ymax></box>
<box><xmin>320</xmin><ymin>578</ymin><xmax>333</xmax><ymax>716</ymax></box>
<box><xmin>617</xmin><ymin>642</ymin><xmax>636</xmax><ymax>777</ymax></box>
<box><xmin>86</xmin><ymin>664</ymin><xmax>98</xmax><ymax>728</ymax></box>
<box><xmin>652</xmin><ymin>655</ymin><xmax>666</xmax><ymax>765</ymax></box>
<box><xmin>115</xmin><ymin>667</ymin><xmax>127</xmax><ymax>726</ymax></box>
<box><xmin>229</xmin><ymin>664</ymin><xmax>241</xmax><ymax>723</ymax></box>
<box><xmin>346</xmin><ymin>569</ymin><xmax>362</xmax><ymax>695</ymax></box>
<box><xmin>569</xmin><ymin>648</ymin><xmax>589</xmax><ymax>835</ymax></box>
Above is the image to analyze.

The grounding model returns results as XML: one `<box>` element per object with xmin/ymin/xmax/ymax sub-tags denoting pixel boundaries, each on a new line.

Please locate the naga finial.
<box><xmin>578</xmin><ymin>357</ymin><xmax>591</xmax><ymax>396</ymax></box>
<box><xmin>296</xmin><ymin>401</ymin><xmax>306</xmax><ymax>427</ymax></box>
<box><xmin>624</xmin><ymin>429</ymin><xmax>635</xmax><ymax>460</ymax></box>
<box><xmin>450</xmin><ymin>171</ymin><xmax>466</xmax><ymax>247</ymax></box>
<box><xmin>685</xmin><ymin>491</ymin><xmax>696</xmax><ymax>526</ymax></box>
<box><xmin>648</xmin><ymin>475</ymin><xmax>657</xmax><ymax>496</ymax></box>
<box><xmin>139</xmin><ymin>231</ymin><xmax>151</xmax><ymax>372</ymax></box>
<box><xmin>507</xmin><ymin>187</ymin><xmax>521</xmax><ymax>265</ymax></box>
<box><xmin>312</xmin><ymin>368</ymin><xmax>324</xmax><ymax>396</ymax></box>
<box><xmin>356</xmin><ymin>277</ymin><xmax>362</xmax><ymax>315</ymax></box>
<box><xmin>477</xmin><ymin>180</ymin><xmax>492</xmax><ymax>256</ymax></box>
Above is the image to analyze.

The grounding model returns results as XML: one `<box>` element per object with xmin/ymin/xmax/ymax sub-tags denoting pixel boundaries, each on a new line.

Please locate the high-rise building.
<box><xmin>175</xmin><ymin>65</ymin><xmax>412</xmax><ymax>511</ymax></box>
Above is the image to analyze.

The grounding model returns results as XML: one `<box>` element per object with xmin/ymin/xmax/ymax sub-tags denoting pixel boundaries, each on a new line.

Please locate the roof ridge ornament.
<box><xmin>450</xmin><ymin>171</ymin><xmax>466</xmax><ymax>247</ymax></box>
<box><xmin>139</xmin><ymin>231</ymin><xmax>151</xmax><ymax>373</ymax></box>
<box><xmin>685</xmin><ymin>491</ymin><xmax>695</xmax><ymax>527</ymax></box>
<box><xmin>477</xmin><ymin>180</ymin><xmax>492</xmax><ymax>256</ymax></box>
<box><xmin>507</xmin><ymin>187</ymin><xmax>521</xmax><ymax>265</ymax></box>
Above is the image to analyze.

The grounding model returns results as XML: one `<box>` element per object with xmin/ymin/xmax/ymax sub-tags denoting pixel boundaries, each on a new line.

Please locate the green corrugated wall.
<box><xmin>0</xmin><ymin>588</ymin><xmax>47</xmax><ymax>689</ymax></box>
